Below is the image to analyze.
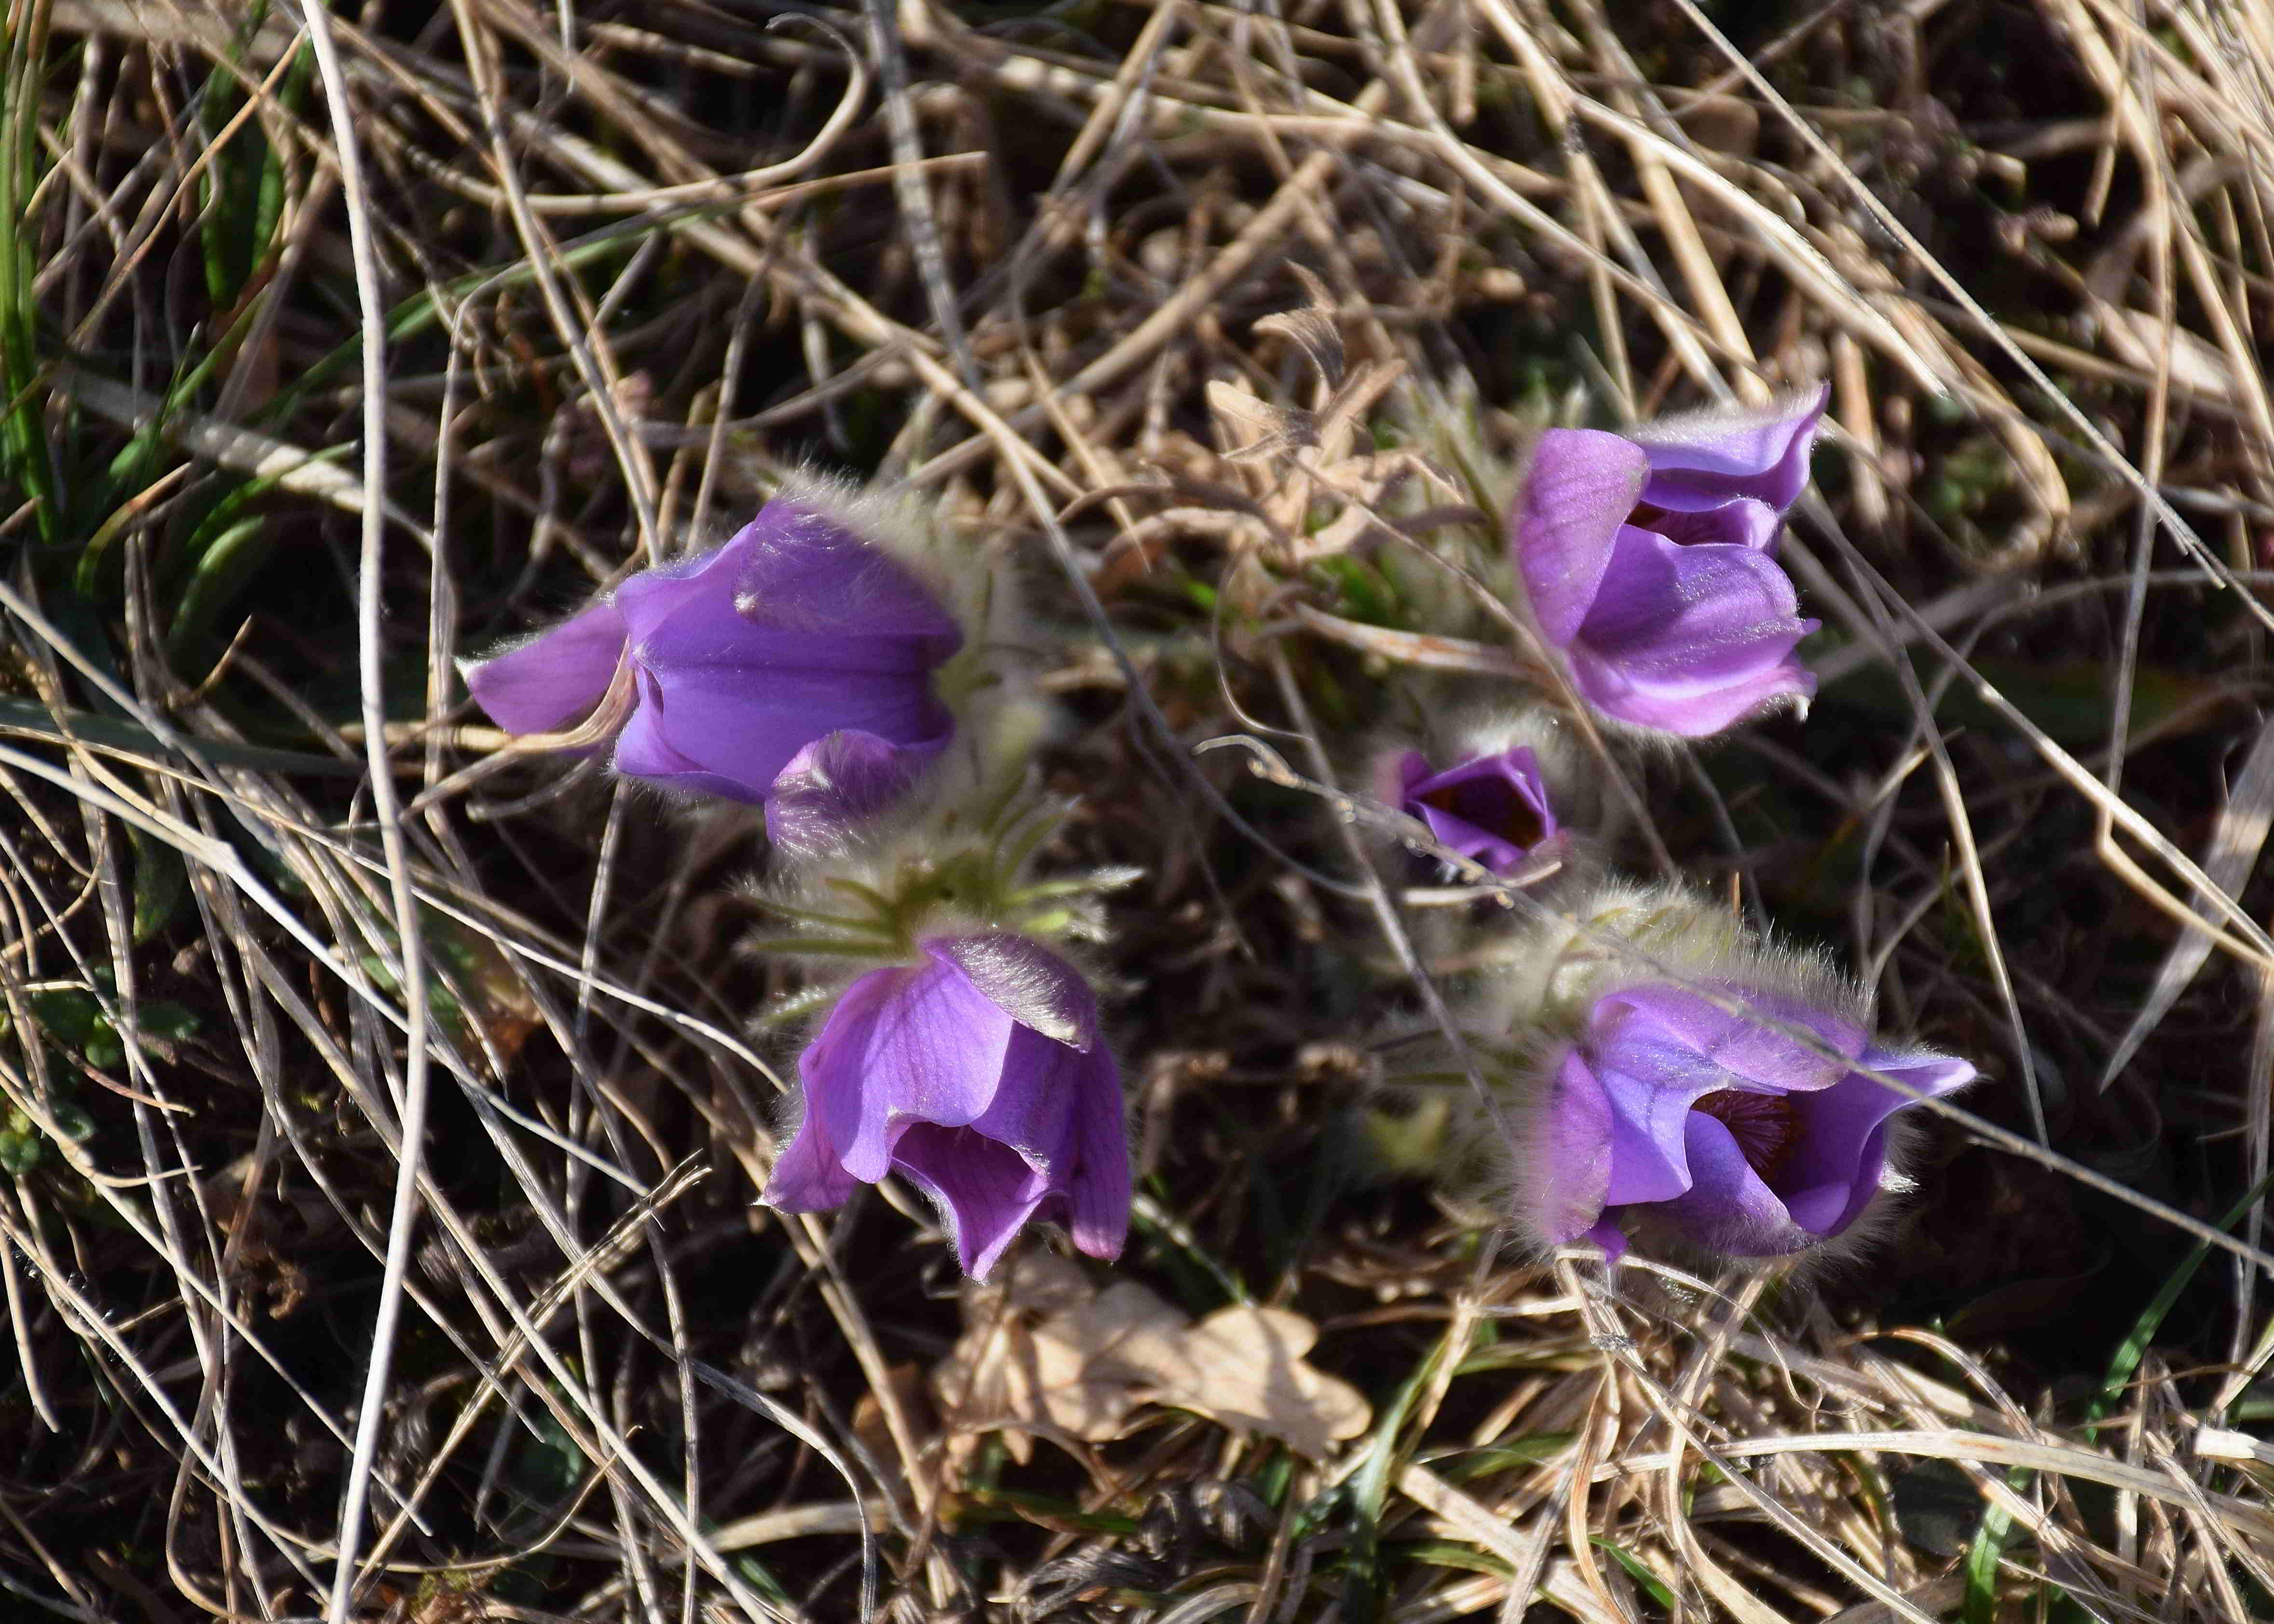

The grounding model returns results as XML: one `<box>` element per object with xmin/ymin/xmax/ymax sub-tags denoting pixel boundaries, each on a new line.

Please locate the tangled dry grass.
<box><xmin>3</xmin><ymin>0</ymin><xmax>2273</xmax><ymax>1619</ymax></box>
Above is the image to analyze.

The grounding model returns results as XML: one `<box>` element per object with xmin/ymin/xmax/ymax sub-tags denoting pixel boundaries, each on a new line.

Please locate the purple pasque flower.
<box><xmin>763</xmin><ymin>934</ymin><xmax>1130</xmax><ymax>1279</ymax></box>
<box><xmin>1528</xmin><ymin>981</ymin><xmax>1973</xmax><ymax>1260</ymax></box>
<box><xmin>1512</xmin><ymin>387</ymin><xmax>1828</xmax><ymax>737</ymax></box>
<box><xmin>463</xmin><ymin>496</ymin><xmax>961</xmax><ymax>821</ymax></box>
<box><xmin>1397</xmin><ymin>745</ymin><xmax>1557</xmax><ymax>874</ymax></box>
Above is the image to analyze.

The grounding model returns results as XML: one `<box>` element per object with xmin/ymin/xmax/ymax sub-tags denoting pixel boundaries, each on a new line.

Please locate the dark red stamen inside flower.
<box><xmin>1626</xmin><ymin>501</ymin><xmax>1668</xmax><ymax>531</ymax></box>
<box><xmin>1692</xmin><ymin>1089</ymin><xmax>1800</xmax><ymax>1179</ymax></box>
<box><xmin>1417</xmin><ymin>781</ymin><xmax>1544</xmax><ymax>851</ymax></box>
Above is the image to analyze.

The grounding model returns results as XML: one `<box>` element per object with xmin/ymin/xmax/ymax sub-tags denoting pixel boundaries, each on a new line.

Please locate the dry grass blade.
<box><xmin>2098</xmin><ymin>711</ymin><xmax>2274</xmax><ymax>1088</ymax></box>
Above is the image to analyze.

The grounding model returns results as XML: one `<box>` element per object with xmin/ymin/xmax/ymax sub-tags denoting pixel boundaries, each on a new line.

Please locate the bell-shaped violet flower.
<box><xmin>1523</xmin><ymin>981</ymin><xmax>1973</xmax><ymax>1260</ymax></box>
<box><xmin>463</xmin><ymin>496</ymin><xmax>961</xmax><ymax>832</ymax></box>
<box><xmin>1512</xmin><ymin>388</ymin><xmax>1827</xmax><ymax>737</ymax></box>
<box><xmin>763</xmin><ymin>934</ymin><xmax>1130</xmax><ymax>1279</ymax></box>
<box><xmin>1397</xmin><ymin>746</ymin><xmax>1557</xmax><ymax>874</ymax></box>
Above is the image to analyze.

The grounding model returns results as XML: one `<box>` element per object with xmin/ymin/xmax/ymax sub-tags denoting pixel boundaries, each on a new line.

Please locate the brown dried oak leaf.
<box><xmin>933</xmin><ymin>1255</ymin><xmax>1370</xmax><ymax>1462</ymax></box>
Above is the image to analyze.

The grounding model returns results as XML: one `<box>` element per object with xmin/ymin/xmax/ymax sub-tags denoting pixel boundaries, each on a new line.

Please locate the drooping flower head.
<box><xmin>1395</xmin><ymin>745</ymin><xmax>1558</xmax><ymax>875</ymax></box>
<box><xmin>463</xmin><ymin>490</ymin><xmax>963</xmax><ymax>841</ymax></box>
<box><xmin>1511</xmin><ymin>387</ymin><xmax>1827</xmax><ymax>737</ymax></box>
<box><xmin>762</xmin><ymin>933</ymin><xmax>1130</xmax><ymax>1279</ymax></box>
<box><xmin>1518</xmin><ymin>979</ymin><xmax>1972</xmax><ymax>1262</ymax></box>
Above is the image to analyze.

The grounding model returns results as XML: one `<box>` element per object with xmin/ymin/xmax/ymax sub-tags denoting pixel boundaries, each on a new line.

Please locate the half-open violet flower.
<box><xmin>1512</xmin><ymin>387</ymin><xmax>1827</xmax><ymax>737</ymax></box>
<box><xmin>1397</xmin><ymin>746</ymin><xmax>1557</xmax><ymax>875</ymax></box>
<box><xmin>1520</xmin><ymin>981</ymin><xmax>1972</xmax><ymax>1261</ymax></box>
<box><xmin>463</xmin><ymin>495</ymin><xmax>962</xmax><ymax>837</ymax></box>
<box><xmin>763</xmin><ymin>934</ymin><xmax>1130</xmax><ymax>1279</ymax></box>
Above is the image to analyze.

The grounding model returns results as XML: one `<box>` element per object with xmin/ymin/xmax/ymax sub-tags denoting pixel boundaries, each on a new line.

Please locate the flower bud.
<box><xmin>764</xmin><ymin>730</ymin><xmax>933</xmax><ymax>862</ymax></box>
<box><xmin>1373</xmin><ymin>705</ymin><xmax>1601</xmax><ymax>882</ymax></box>
<box><xmin>1392</xmin><ymin>744</ymin><xmax>1555</xmax><ymax>875</ymax></box>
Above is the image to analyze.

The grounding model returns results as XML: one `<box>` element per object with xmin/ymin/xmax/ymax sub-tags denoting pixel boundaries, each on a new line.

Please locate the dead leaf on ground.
<box><xmin>850</xmin><ymin>1360</ymin><xmax>936</xmax><ymax>1469</ymax></box>
<box><xmin>932</xmin><ymin>1255</ymin><xmax>1371</xmax><ymax>1463</ymax></box>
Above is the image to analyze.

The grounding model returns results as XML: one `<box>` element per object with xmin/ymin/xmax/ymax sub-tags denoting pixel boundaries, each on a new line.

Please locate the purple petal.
<box><xmin>1594</xmin><ymin>1041</ymin><xmax>1707</xmax><ymax>1207</ymax></box>
<box><xmin>1646</xmin><ymin>499</ymin><xmax>1782</xmax><ymax>554</ymax></box>
<box><xmin>890</xmin><ymin>1123</ymin><xmax>1055</xmax><ymax>1279</ymax></box>
<box><xmin>794</xmin><ymin>959</ymin><xmax>1018</xmax><ymax>1184</ymax></box>
<box><xmin>1629</xmin><ymin>385</ymin><xmax>1828</xmax><ymax>513</ymax></box>
<box><xmin>1513</xmin><ymin>430</ymin><xmax>1650</xmax><ymax>647</ymax></box>
<box><xmin>1648</xmin><ymin>1112</ymin><xmax>1813</xmax><ymax>1257</ymax></box>
<box><xmin>765</xmin><ymin>730</ymin><xmax>940</xmax><ymax>856</ymax></box>
<box><xmin>960</xmin><ymin>1021</ymin><xmax>1089</xmax><ymax>1166</ymax></box>
<box><xmin>784</xmin><ymin>967</ymin><xmax>915</xmax><ymax>1186</ymax></box>
<box><xmin>1780</xmin><ymin>1050</ymin><xmax>1973</xmax><ymax>1235</ymax></box>
<box><xmin>1566</xmin><ymin>530</ymin><xmax>1818</xmax><ymax>736</ymax></box>
<box><xmin>615</xmin><ymin>501</ymin><xmax>960</xmax><ymax>664</ymax></box>
<box><xmin>608</xmin><ymin>667</ymin><xmax>743</xmax><ymax>800</ymax></box>
<box><xmin>1582</xmin><ymin>1218</ymin><xmax>1630</xmax><ymax>1260</ymax></box>
<box><xmin>1060</xmin><ymin>1045</ymin><xmax>1130</xmax><ymax>1260</ymax></box>
<box><xmin>1862</xmin><ymin>1049</ymin><xmax>1978</xmax><ymax>1103</ymax></box>
<box><xmin>611</xmin><ymin>655</ymin><xmax>952</xmax><ymax>804</ymax></box>
<box><xmin>463</xmin><ymin>600</ymin><xmax>627</xmax><ymax>735</ymax></box>
<box><xmin>926</xmin><ymin>935</ymin><xmax>1102</xmax><ymax>1052</ymax></box>
<box><xmin>1409</xmin><ymin>805</ymin><xmax>1525</xmax><ymax>875</ymax></box>
<box><xmin>608</xmin><ymin>538</ymin><xmax>749</xmax><ymax>654</ymax></box>
<box><xmin>728</xmin><ymin>499</ymin><xmax>964</xmax><ymax>660</ymax></box>
<box><xmin>621</xmin><ymin>535</ymin><xmax>951</xmax><ymax>678</ymax></box>
<box><xmin>1602</xmin><ymin>986</ymin><xmax>1863</xmax><ymax>1096</ymax></box>
<box><xmin>609</xmin><ymin>529</ymin><xmax>751</xmax><ymax>626</ymax></box>
<box><xmin>1533</xmin><ymin>1047</ymin><xmax>1616</xmax><ymax>1245</ymax></box>
<box><xmin>1401</xmin><ymin>747</ymin><xmax>1557</xmax><ymax>874</ymax></box>
<box><xmin>760</xmin><ymin>1085</ymin><xmax>862</xmax><ymax>1214</ymax></box>
<box><xmin>1578</xmin><ymin>529</ymin><xmax>1806</xmax><ymax>662</ymax></box>
<box><xmin>895</xmin><ymin>1015</ymin><xmax>1099</xmax><ymax>1277</ymax></box>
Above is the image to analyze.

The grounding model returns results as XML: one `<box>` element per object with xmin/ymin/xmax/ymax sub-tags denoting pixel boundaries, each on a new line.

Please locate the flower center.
<box><xmin>1692</xmin><ymin>1089</ymin><xmax>1800</xmax><ymax>1180</ymax></box>
<box><xmin>1416</xmin><ymin>780</ymin><xmax>1543</xmax><ymax>851</ymax></box>
<box><xmin>1626</xmin><ymin>500</ymin><xmax>1668</xmax><ymax>531</ymax></box>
